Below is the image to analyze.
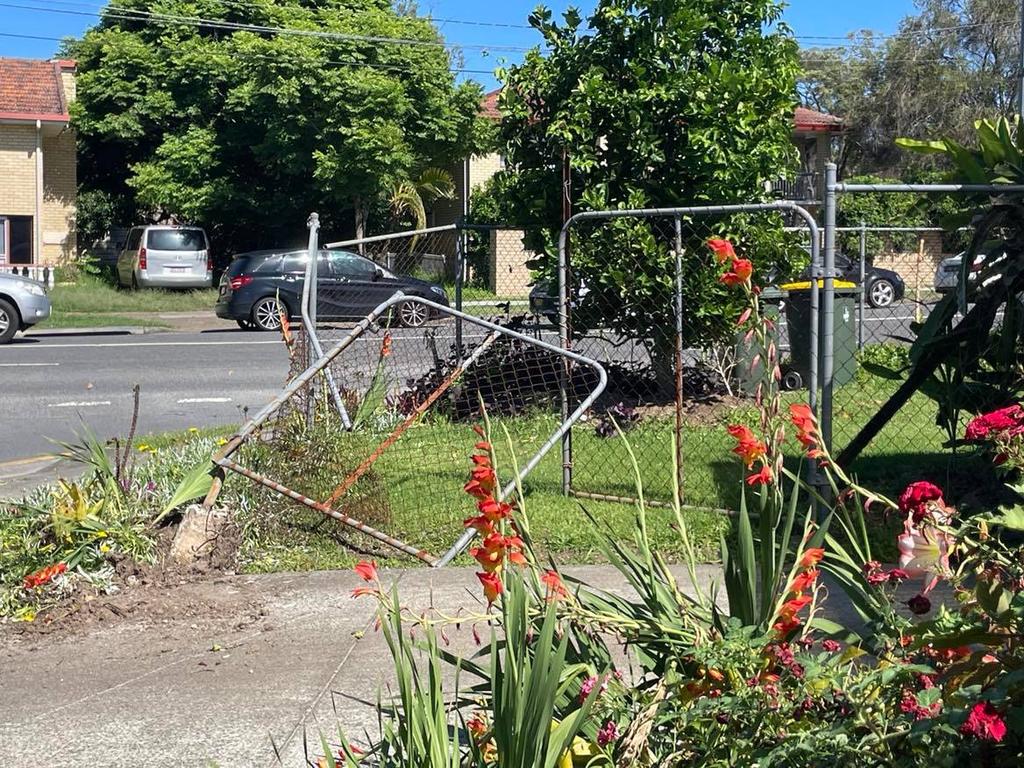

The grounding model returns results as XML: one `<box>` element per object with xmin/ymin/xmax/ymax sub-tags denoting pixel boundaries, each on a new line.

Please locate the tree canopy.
<box><xmin>799</xmin><ymin>0</ymin><xmax>1021</xmax><ymax>178</ymax></box>
<box><xmin>69</xmin><ymin>0</ymin><xmax>487</xmax><ymax>250</ymax></box>
<box><xmin>489</xmin><ymin>0</ymin><xmax>802</xmax><ymax>370</ymax></box>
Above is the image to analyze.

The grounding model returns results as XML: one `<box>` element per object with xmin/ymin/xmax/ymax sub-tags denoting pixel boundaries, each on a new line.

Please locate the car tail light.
<box><xmin>206</xmin><ymin>256</ymin><xmax>214</xmax><ymax>273</ymax></box>
<box><xmin>229</xmin><ymin>275</ymin><xmax>253</xmax><ymax>290</ymax></box>
<box><xmin>138</xmin><ymin>247</ymin><xmax>147</xmax><ymax>270</ymax></box>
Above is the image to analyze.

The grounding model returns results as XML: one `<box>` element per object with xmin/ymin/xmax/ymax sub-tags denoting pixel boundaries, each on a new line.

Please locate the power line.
<box><xmin>794</xmin><ymin>17</ymin><xmax>1022</xmax><ymax>46</ymax></box>
<box><xmin>0</xmin><ymin>29</ymin><xmax>496</xmax><ymax>74</ymax></box>
<box><xmin>0</xmin><ymin>1</ymin><xmax>533</xmax><ymax>53</ymax></box>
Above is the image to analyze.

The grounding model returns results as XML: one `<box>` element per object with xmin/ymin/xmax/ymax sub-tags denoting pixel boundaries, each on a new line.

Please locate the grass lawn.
<box><xmin>35</xmin><ymin>312</ymin><xmax>171</xmax><ymax>330</ymax></box>
<box><xmin>48</xmin><ymin>274</ymin><xmax>219</xmax><ymax>314</ymax></box>
<box><xmin>227</xmin><ymin>366</ymin><xmax>977</xmax><ymax>573</ymax></box>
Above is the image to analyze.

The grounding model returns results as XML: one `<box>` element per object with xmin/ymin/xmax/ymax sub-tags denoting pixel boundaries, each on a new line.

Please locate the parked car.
<box><xmin>215</xmin><ymin>248</ymin><xmax>450</xmax><ymax>331</ymax></box>
<box><xmin>528</xmin><ymin>279</ymin><xmax>590</xmax><ymax>324</ymax></box>
<box><xmin>0</xmin><ymin>272</ymin><xmax>51</xmax><ymax>343</ymax></box>
<box><xmin>934</xmin><ymin>251</ymin><xmax>1004</xmax><ymax>294</ymax></box>
<box><xmin>800</xmin><ymin>253</ymin><xmax>905</xmax><ymax>308</ymax></box>
<box><xmin>116</xmin><ymin>225</ymin><xmax>212</xmax><ymax>289</ymax></box>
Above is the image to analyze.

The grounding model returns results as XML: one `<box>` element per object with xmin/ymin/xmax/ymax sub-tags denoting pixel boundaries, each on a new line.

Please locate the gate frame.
<box><xmin>556</xmin><ymin>202</ymin><xmax>821</xmax><ymax>506</ymax></box>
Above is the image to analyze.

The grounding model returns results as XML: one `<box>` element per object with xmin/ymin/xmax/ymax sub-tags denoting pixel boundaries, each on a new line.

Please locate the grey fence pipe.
<box><xmin>822</xmin><ymin>164</ymin><xmax>838</xmax><ymax>454</ymax></box>
<box><xmin>674</xmin><ymin>214</ymin><xmax>685</xmax><ymax>507</ymax></box>
<box><xmin>834</xmin><ymin>183</ymin><xmax>1024</xmax><ymax>194</ymax></box>
<box><xmin>324</xmin><ymin>224</ymin><xmax>459</xmax><ymax>250</ymax></box>
<box><xmin>302</xmin><ymin>213</ymin><xmax>351</xmax><ymax>430</ymax></box>
<box><xmin>858</xmin><ymin>222</ymin><xmax>866</xmax><ymax>350</ymax></box>
<box><xmin>455</xmin><ymin>221</ymin><xmax>464</xmax><ymax>361</ymax></box>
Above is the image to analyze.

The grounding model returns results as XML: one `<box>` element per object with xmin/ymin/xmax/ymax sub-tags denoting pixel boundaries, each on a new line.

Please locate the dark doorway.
<box><xmin>9</xmin><ymin>216</ymin><xmax>33</xmax><ymax>264</ymax></box>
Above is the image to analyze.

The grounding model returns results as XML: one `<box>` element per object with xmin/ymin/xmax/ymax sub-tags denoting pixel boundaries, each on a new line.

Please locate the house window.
<box><xmin>4</xmin><ymin>216</ymin><xmax>33</xmax><ymax>264</ymax></box>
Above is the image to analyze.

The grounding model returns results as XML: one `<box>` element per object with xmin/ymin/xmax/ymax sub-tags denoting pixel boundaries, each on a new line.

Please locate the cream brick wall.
<box><xmin>0</xmin><ymin>126</ymin><xmax>38</xmax><ymax>218</ymax></box>
<box><xmin>42</xmin><ymin>129</ymin><xmax>77</xmax><ymax>264</ymax></box>
<box><xmin>871</xmin><ymin>232</ymin><xmax>949</xmax><ymax>296</ymax></box>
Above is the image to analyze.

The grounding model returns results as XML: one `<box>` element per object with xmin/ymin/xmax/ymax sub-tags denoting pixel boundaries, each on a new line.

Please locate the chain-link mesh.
<box><xmin>825</xmin><ymin>212</ymin><xmax>994</xmax><ymax>500</ymax></box>
<box><xmin>561</xmin><ymin>208</ymin><xmax>815</xmax><ymax>511</ymax></box>
<box><xmin>217</xmin><ymin>284</ymin><xmax>606</xmax><ymax>565</ymax></box>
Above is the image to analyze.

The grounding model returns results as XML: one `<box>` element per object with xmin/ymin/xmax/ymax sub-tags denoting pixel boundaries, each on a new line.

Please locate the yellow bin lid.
<box><xmin>781</xmin><ymin>280</ymin><xmax>857</xmax><ymax>290</ymax></box>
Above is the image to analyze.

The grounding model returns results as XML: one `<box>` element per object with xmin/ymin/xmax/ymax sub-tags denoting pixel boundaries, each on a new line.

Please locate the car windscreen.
<box><xmin>147</xmin><ymin>229</ymin><xmax>206</xmax><ymax>251</ymax></box>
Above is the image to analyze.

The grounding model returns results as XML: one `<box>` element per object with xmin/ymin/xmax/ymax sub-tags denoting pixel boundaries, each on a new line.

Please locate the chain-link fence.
<box><xmin>210</xmin><ymin>218</ymin><xmax>607</xmax><ymax>565</ymax></box>
<box><xmin>558</xmin><ymin>204</ymin><xmax>820</xmax><ymax>512</ymax></box>
<box><xmin>821</xmin><ymin>170</ymin><xmax>1024</xmax><ymax>502</ymax></box>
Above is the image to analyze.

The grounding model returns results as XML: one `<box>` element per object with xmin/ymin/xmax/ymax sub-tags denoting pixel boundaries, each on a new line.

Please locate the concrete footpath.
<box><xmin>0</xmin><ymin>565</ymin><xmax>686</xmax><ymax>768</ymax></box>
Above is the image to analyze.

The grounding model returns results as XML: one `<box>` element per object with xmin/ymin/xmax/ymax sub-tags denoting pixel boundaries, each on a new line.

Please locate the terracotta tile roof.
<box><xmin>479</xmin><ymin>88</ymin><xmax>502</xmax><ymax>120</ymax></box>
<box><xmin>793</xmin><ymin>106</ymin><xmax>844</xmax><ymax>132</ymax></box>
<box><xmin>0</xmin><ymin>57</ymin><xmax>73</xmax><ymax>121</ymax></box>
<box><xmin>479</xmin><ymin>91</ymin><xmax>845</xmax><ymax>133</ymax></box>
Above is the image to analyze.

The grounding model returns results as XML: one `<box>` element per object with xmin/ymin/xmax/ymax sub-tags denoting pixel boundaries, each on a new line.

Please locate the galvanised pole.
<box><xmin>858</xmin><ymin>221</ymin><xmax>866</xmax><ymax>350</ymax></box>
<box><xmin>822</xmin><ymin>164</ymin><xmax>838</xmax><ymax>455</ymax></box>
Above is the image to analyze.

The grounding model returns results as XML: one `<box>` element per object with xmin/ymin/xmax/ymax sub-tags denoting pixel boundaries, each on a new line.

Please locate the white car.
<box><xmin>116</xmin><ymin>225</ymin><xmax>212</xmax><ymax>289</ymax></box>
<box><xmin>935</xmin><ymin>252</ymin><xmax>984</xmax><ymax>294</ymax></box>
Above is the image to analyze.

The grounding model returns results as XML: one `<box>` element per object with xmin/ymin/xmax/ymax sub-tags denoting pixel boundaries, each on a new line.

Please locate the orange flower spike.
<box><xmin>746</xmin><ymin>465</ymin><xmax>773</xmax><ymax>486</ymax></box>
<box><xmin>799</xmin><ymin>548</ymin><xmax>825</xmax><ymax>568</ymax></box>
<box><xmin>478</xmin><ymin>571</ymin><xmax>503</xmax><ymax>604</ymax></box>
<box><xmin>788</xmin><ymin>569</ymin><xmax>819</xmax><ymax>594</ymax></box>
<box><xmin>463</xmin><ymin>514</ymin><xmax>495</xmax><ymax>534</ymax></box>
<box><xmin>478</xmin><ymin>498</ymin><xmax>513</xmax><ymax>521</ymax></box>
<box><xmin>470</xmin><ymin>545</ymin><xmax>504</xmax><ymax>573</ymax></box>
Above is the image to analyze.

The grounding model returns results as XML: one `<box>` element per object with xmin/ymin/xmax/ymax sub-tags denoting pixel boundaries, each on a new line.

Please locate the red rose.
<box><xmin>960</xmin><ymin>701</ymin><xmax>1007</xmax><ymax>742</ymax></box>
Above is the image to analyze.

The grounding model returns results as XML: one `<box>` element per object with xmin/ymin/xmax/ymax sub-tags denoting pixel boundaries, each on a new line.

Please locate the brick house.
<box><xmin>0</xmin><ymin>57</ymin><xmax>77</xmax><ymax>276</ymax></box>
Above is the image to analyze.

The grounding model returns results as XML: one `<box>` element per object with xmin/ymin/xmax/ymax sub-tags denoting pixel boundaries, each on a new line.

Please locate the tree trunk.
<box><xmin>354</xmin><ymin>198</ymin><xmax>367</xmax><ymax>253</ymax></box>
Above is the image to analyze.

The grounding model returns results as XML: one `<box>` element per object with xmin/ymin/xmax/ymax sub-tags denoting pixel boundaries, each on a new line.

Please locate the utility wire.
<box><xmin>0</xmin><ymin>1</ymin><xmax>533</xmax><ymax>52</ymax></box>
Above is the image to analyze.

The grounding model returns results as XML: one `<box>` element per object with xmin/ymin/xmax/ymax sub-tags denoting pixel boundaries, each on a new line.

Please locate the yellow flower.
<box><xmin>216</xmin><ymin>438</ymin><xmax>228</xmax><ymax>447</ymax></box>
<box><xmin>137</xmin><ymin>444</ymin><xmax>150</xmax><ymax>452</ymax></box>
<box><xmin>94</xmin><ymin>530</ymin><xmax>108</xmax><ymax>539</ymax></box>
<box><xmin>188</xmin><ymin>427</ymin><xmax>199</xmax><ymax>434</ymax></box>
<box><xmin>100</xmin><ymin>543</ymin><xmax>111</xmax><ymax>553</ymax></box>
<box><xmin>15</xmin><ymin>608</ymin><xmax>36</xmax><ymax>623</ymax></box>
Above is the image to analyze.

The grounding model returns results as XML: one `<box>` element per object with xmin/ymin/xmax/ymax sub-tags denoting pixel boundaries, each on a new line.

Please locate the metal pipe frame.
<box><xmin>213</xmin><ymin>292</ymin><xmax>608</xmax><ymax>568</ymax></box>
<box><xmin>834</xmin><ymin>183</ymin><xmax>1024</xmax><ymax>194</ymax></box>
<box><xmin>302</xmin><ymin>214</ymin><xmax>351</xmax><ymax>429</ymax></box>
<box><xmin>556</xmin><ymin>202</ymin><xmax>821</xmax><ymax>502</ymax></box>
<box><xmin>324</xmin><ymin>224</ymin><xmax>459</xmax><ymax>250</ymax></box>
<box><xmin>822</xmin><ymin>166</ymin><xmax>837</xmax><ymax>455</ymax></box>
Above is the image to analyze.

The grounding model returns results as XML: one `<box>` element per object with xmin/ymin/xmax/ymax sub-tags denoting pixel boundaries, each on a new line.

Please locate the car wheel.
<box><xmin>398</xmin><ymin>300</ymin><xmax>429</xmax><ymax>328</ymax></box>
<box><xmin>250</xmin><ymin>296</ymin><xmax>284</xmax><ymax>331</ymax></box>
<box><xmin>236</xmin><ymin>319</ymin><xmax>255</xmax><ymax>330</ymax></box>
<box><xmin>868</xmin><ymin>278</ymin><xmax>896</xmax><ymax>308</ymax></box>
<box><xmin>0</xmin><ymin>298</ymin><xmax>20</xmax><ymax>344</ymax></box>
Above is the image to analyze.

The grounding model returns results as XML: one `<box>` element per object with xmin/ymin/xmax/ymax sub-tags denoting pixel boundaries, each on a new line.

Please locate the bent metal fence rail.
<box><xmin>557</xmin><ymin>203</ymin><xmax>821</xmax><ymax>510</ymax></box>
<box><xmin>210</xmin><ymin>277</ymin><xmax>607</xmax><ymax>566</ymax></box>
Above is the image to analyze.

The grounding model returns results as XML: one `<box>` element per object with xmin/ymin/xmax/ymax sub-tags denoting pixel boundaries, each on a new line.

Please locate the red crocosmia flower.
<box><xmin>961</xmin><ymin>701</ymin><xmax>1007</xmax><ymax>742</ymax></box>
<box><xmin>746</xmin><ymin>465</ymin><xmax>773</xmax><ymax>486</ymax></box>
<box><xmin>707</xmin><ymin>238</ymin><xmax>737</xmax><ymax>264</ymax></box>
<box><xmin>471</xmin><ymin>454</ymin><xmax>491</xmax><ymax>467</ymax></box>
<box><xmin>354</xmin><ymin>560</ymin><xmax>378</xmax><ymax>583</ymax></box>
<box><xmin>799</xmin><ymin>548</ymin><xmax>825</xmax><ymax>568</ymax></box>
<box><xmin>474</xmin><ymin>441</ymin><xmax>492</xmax><ymax>452</ymax></box>
<box><xmin>351</xmin><ymin>586</ymin><xmax>376</xmax><ymax>599</ymax></box>
<box><xmin>541</xmin><ymin>569</ymin><xmax>569</xmax><ymax>600</ymax></box>
<box><xmin>477</xmin><ymin>571</ymin><xmax>503</xmax><ymax>604</ymax></box>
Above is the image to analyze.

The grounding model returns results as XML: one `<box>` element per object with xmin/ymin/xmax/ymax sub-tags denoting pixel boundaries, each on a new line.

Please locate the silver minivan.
<box><xmin>116</xmin><ymin>225</ymin><xmax>212</xmax><ymax>289</ymax></box>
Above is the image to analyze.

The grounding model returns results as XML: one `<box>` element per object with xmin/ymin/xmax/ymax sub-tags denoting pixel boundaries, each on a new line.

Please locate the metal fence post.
<box><xmin>673</xmin><ymin>214</ymin><xmax>685</xmax><ymax>506</ymax></box>
<box><xmin>455</xmin><ymin>220</ymin><xmax>465</xmax><ymax>360</ymax></box>
<box><xmin>822</xmin><ymin>164</ymin><xmax>838</xmax><ymax>455</ymax></box>
<box><xmin>858</xmin><ymin>221</ymin><xmax>866</xmax><ymax>350</ymax></box>
<box><xmin>558</xmin><ymin>222</ymin><xmax>572</xmax><ymax>496</ymax></box>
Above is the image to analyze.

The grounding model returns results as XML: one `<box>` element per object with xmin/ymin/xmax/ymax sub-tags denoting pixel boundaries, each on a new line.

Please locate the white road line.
<box><xmin>48</xmin><ymin>401</ymin><xmax>112</xmax><ymax>408</ymax></box>
<box><xmin>177</xmin><ymin>397</ymin><xmax>232</xmax><ymax>404</ymax></box>
<box><xmin>0</xmin><ymin>362</ymin><xmax>59</xmax><ymax>367</ymax></box>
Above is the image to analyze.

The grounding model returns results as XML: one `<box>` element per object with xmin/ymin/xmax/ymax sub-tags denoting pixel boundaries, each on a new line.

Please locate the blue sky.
<box><xmin>1</xmin><ymin>0</ymin><xmax>918</xmax><ymax>88</ymax></box>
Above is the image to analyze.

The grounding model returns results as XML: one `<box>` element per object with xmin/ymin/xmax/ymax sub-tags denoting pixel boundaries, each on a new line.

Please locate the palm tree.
<box><xmin>388</xmin><ymin>167</ymin><xmax>456</xmax><ymax>231</ymax></box>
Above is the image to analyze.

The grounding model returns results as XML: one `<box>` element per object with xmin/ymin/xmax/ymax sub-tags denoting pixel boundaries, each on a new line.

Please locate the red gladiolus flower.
<box><xmin>707</xmin><ymin>238</ymin><xmax>736</xmax><ymax>264</ymax></box>
<box><xmin>471</xmin><ymin>454</ymin><xmax>491</xmax><ymax>467</ymax></box>
<box><xmin>467</xmin><ymin>716</ymin><xmax>486</xmax><ymax>740</ymax></box>
<box><xmin>474</xmin><ymin>440</ymin><xmax>492</xmax><ymax>452</ymax></box>
<box><xmin>746</xmin><ymin>465</ymin><xmax>773</xmax><ymax>486</ymax></box>
<box><xmin>789</xmin><ymin>403</ymin><xmax>819</xmax><ymax>450</ymax></box>
<box><xmin>22</xmin><ymin>562</ymin><xmax>67</xmax><ymax>590</ymax></box>
<box><xmin>799</xmin><ymin>548</ymin><xmax>825</xmax><ymax>568</ymax></box>
<box><xmin>477</xmin><ymin>571</ymin><xmax>503</xmax><ymax>604</ymax></box>
<box><xmin>728</xmin><ymin>424</ymin><xmax>767</xmax><ymax>468</ymax></box>
<box><xmin>721</xmin><ymin>259</ymin><xmax>754</xmax><ymax>287</ymax></box>
<box><xmin>541</xmin><ymin>569</ymin><xmax>568</xmax><ymax>600</ymax></box>
<box><xmin>789</xmin><ymin>569</ymin><xmax>819</xmax><ymax>594</ymax></box>
<box><xmin>354</xmin><ymin>560</ymin><xmax>377</xmax><ymax>583</ymax></box>
<box><xmin>463</xmin><ymin>514</ymin><xmax>495</xmax><ymax>534</ymax></box>
<box><xmin>351</xmin><ymin>586</ymin><xmax>375</xmax><ymax>599</ymax></box>
<box><xmin>477</xmin><ymin>497</ymin><xmax>513</xmax><ymax>522</ymax></box>
<box><xmin>961</xmin><ymin>701</ymin><xmax>1007</xmax><ymax>742</ymax></box>
<box><xmin>380</xmin><ymin>332</ymin><xmax>393</xmax><ymax>358</ymax></box>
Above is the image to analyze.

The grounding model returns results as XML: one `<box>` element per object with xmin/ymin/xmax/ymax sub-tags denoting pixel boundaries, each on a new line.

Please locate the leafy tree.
<box><xmin>491</xmin><ymin>0</ymin><xmax>803</xmax><ymax>389</ymax></box>
<box><xmin>69</xmin><ymin>0</ymin><xmax>486</xmax><ymax>252</ymax></box>
<box><xmin>800</xmin><ymin>0</ymin><xmax>1021</xmax><ymax>178</ymax></box>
